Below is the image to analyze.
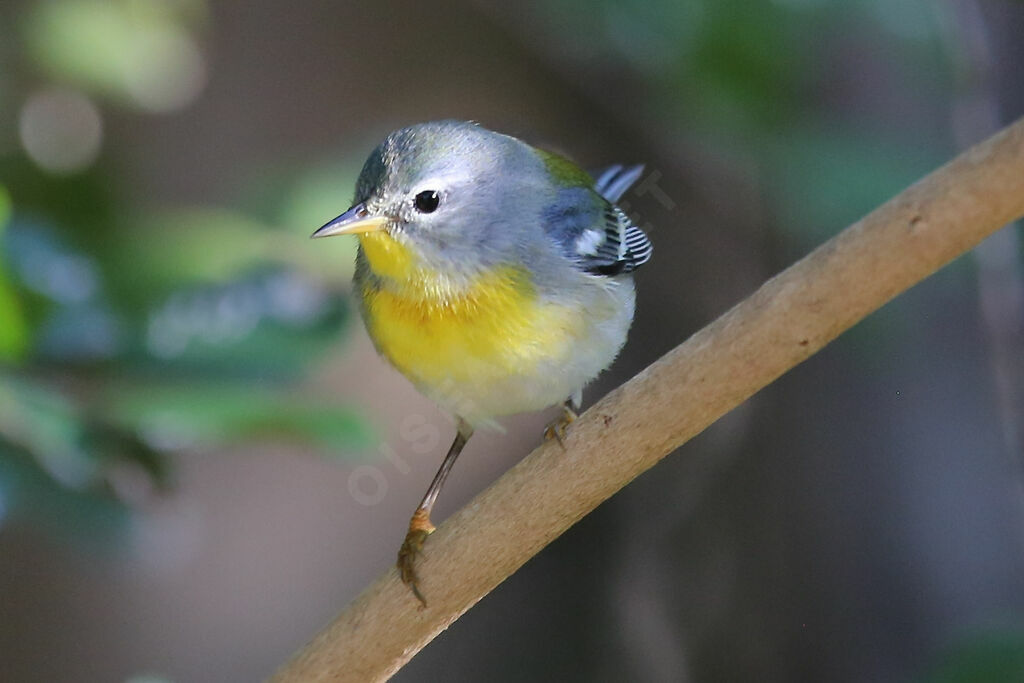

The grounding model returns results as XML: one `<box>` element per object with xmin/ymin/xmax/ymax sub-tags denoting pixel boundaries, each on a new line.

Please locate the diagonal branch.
<box><xmin>271</xmin><ymin>118</ymin><xmax>1024</xmax><ymax>683</ymax></box>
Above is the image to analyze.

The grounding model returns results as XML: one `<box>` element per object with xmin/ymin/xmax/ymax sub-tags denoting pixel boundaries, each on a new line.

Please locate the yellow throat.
<box><xmin>356</xmin><ymin>231</ymin><xmax>577</xmax><ymax>389</ymax></box>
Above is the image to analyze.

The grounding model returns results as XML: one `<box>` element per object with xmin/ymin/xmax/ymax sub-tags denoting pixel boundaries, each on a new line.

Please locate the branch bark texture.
<box><xmin>272</xmin><ymin>118</ymin><xmax>1024</xmax><ymax>682</ymax></box>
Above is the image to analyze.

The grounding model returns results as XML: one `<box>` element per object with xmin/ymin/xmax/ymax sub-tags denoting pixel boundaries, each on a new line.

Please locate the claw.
<box><xmin>397</xmin><ymin>509</ymin><xmax>435</xmax><ymax>606</ymax></box>
<box><xmin>544</xmin><ymin>403</ymin><xmax>578</xmax><ymax>448</ymax></box>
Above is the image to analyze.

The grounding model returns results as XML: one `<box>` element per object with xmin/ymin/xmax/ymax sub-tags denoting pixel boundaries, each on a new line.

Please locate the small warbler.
<box><xmin>313</xmin><ymin>120</ymin><xmax>652</xmax><ymax>603</ymax></box>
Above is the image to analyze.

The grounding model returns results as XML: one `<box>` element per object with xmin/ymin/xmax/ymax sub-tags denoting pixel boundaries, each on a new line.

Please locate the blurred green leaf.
<box><xmin>684</xmin><ymin>0</ymin><xmax>804</xmax><ymax>130</ymax></box>
<box><xmin>2</xmin><ymin>209</ymin><xmax>349</xmax><ymax>371</ymax></box>
<box><xmin>0</xmin><ymin>185</ymin><xmax>12</xmax><ymax>226</ymax></box>
<box><xmin>0</xmin><ymin>186</ymin><xmax>29</xmax><ymax>362</ymax></box>
<box><xmin>767</xmin><ymin>126</ymin><xmax>944</xmax><ymax>247</ymax></box>
<box><xmin>0</xmin><ymin>377</ymin><xmax>92</xmax><ymax>487</ymax></box>
<box><xmin>104</xmin><ymin>382</ymin><xmax>373</xmax><ymax>455</ymax></box>
<box><xmin>22</xmin><ymin>0</ymin><xmax>208</xmax><ymax>111</ymax></box>
<box><xmin>926</xmin><ymin>627</ymin><xmax>1024</xmax><ymax>683</ymax></box>
<box><xmin>134</xmin><ymin>268</ymin><xmax>348</xmax><ymax>380</ymax></box>
<box><xmin>232</xmin><ymin>159</ymin><xmax>364</xmax><ymax>286</ymax></box>
<box><xmin>0</xmin><ymin>437</ymin><xmax>130</xmax><ymax>542</ymax></box>
<box><xmin>0</xmin><ymin>156</ymin><xmax>118</xmax><ymax>260</ymax></box>
<box><xmin>0</xmin><ymin>275</ymin><xmax>29</xmax><ymax>363</ymax></box>
<box><xmin>4</xmin><ymin>217</ymin><xmax>120</xmax><ymax>362</ymax></box>
<box><xmin>0</xmin><ymin>376</ymin><xmax>167</xmax><ymax>491</ymax></box>
<box><xmin>101</xmin><ymin>205</ymin><xmax>357</xmax><ymax>311</ymax></box>
<box><xmin>275</xmin><ymin>162</ymin><xmax>363</xmax><ymax>285</ymax></box>
<box><xmin>105</xmin><ymin>208</ymin><xmax>277</xmax><ymax>306</ymax></box>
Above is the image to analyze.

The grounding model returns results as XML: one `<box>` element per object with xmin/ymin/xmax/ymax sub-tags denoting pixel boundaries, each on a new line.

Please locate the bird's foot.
<box><xmin>397</xmin><ymin>508</ymin><xmax>436</xmax><ymax>606</ymax></box>
<box><xmin>543</xmin><ymin>404</ymin><xmax>578</xmax><ymax>448</ymax></box>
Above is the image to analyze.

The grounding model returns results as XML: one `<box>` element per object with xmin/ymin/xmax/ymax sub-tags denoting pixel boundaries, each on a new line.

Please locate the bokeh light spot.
<box><xmin>124</xmin><ymin>25</ymin><xmax>207</xmax><ymax>112</ymax></box>
<box><xmin>24</xmin><ymin>0</ymin><xmax>208</xmax><ymax>112</ymax></box>
<box><xmin>18</xmin><ymin>88</ymin><xmax>103</xmax><ymax>174</ymax></box>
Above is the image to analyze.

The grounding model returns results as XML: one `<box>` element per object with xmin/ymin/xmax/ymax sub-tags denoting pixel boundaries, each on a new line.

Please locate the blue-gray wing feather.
<box><xmin>593</xmin><ymin>164</ymin><xmax>645</xmax><ymax>203</ymax></box>
<box><xmin>542</xmin><ymin>164</ymin><xmax>652</xmax><ymax>276</ymax></box>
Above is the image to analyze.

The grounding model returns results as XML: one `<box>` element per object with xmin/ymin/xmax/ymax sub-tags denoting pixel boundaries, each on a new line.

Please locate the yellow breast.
<box><xmin>357</xmin><ymin>231</ymin><xmax>580</xmax><ymax>390</ymax></box>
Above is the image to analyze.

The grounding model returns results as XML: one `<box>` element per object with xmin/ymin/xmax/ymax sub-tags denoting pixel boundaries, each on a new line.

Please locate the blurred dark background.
<box><xmin>2</xmin><ymin>1</ymin><xmax>1024</xmax><ymax>681</ymax></box>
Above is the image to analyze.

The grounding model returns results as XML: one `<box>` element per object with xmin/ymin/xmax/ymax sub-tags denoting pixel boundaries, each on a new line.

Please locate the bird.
<box><xmin>312</xmin><ymin>120</ymin><xmax>652</xmax><ymax>604</ymax></box>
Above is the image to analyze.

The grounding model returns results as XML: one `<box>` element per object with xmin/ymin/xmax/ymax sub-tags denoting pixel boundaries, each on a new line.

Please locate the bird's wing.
<box><xmin>592</xmin><ymin>164</ymin><xmax>644</xmax><ymax>203</ymax></box>
<box><xmin>542</xmin><ymin>163</ymin><xmax>652</xmax><ymax>276</ymax></box>
<box><xmin>572</xmin><ymin>203</ymin><xmax>652</xmax><ymax>275</ymax></box>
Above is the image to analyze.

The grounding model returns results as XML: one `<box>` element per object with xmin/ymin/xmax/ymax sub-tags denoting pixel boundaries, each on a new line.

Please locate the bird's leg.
<box><xmin>397</xmin><ymin>417</ymin><xmax>474</xmax><ymax>605</ymax></box>
<box><xmin>544</xmin><ymin>390</ymin><xmax>582</xmax><ymax>446</ymax></box>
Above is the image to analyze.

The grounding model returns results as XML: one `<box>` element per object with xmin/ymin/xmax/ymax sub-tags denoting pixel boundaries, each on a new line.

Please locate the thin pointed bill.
<box><xmin>311</xmin><ymin>203</ymin><xmax>389</xmax><ymax>238</ymax></box>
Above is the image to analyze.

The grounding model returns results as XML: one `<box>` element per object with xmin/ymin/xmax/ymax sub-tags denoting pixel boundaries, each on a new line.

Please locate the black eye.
<box><xmin>414</xmin><ymin>190</ymin><xmax>440</xmax><ymax>213</ymax></box>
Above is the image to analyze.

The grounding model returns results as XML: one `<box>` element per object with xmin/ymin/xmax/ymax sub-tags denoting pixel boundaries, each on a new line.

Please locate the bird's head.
<box><xmin>313</xmin><ymin>120</ymin><xmax>549</xmax><ymax>280</ymax></box>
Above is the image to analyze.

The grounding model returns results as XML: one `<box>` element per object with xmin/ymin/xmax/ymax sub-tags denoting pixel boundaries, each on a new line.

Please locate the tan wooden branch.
<box><xmin>272</xmin><ymin>118</ymin><xmax>1024</xmax><ymax>683</ymax></box>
